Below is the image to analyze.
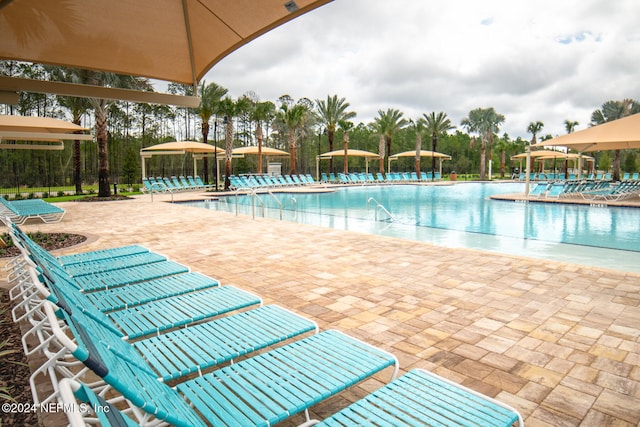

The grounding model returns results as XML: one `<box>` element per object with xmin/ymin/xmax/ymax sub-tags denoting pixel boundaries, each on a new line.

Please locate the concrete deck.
<box><xmin>3</xmin><ymin>191</ymin><xmax>640</xmax><ymax>426</ymax></box>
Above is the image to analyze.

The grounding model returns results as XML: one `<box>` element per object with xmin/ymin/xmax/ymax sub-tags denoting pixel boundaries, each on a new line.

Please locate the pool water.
<box><xmin>186</xmin><ymin>183</ymin><xmax>640</xmax><ymax>273</ymax></box>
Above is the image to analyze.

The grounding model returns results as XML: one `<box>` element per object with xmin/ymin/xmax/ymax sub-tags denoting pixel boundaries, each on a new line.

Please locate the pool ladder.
<box><xmin>367</xmin><ymin>197</ymin><xmax>396</xmax><ymax>222</ymax></box>
<box><xmin>234</xmin><ymin>187</ymin><xmax>283</xmax><ymax>220</ymax></box>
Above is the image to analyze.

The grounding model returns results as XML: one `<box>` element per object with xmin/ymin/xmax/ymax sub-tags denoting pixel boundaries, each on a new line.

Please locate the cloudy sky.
<box><xmin>205</xmin><ymin>0</ymin><xmax>640</xmax><ymax>139</ymax></box>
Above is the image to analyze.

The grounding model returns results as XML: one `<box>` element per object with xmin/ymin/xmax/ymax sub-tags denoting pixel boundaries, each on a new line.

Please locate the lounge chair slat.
<box><xmin>57</xmin><ymin>244</ymin><xmax>150</xmax><ymax>266</ymax></box>
<box><xmin>64</xmin><ymin>252</ymin><xmax>166</xmax><ymax>276</ymax></box>
<box><xmin>86</xmin><ymin>272</ymin><xmax>219</xmax><ymax>312</ymax></box>
<box><xmin>72</xmin><ymin>260</ymin><xmax>189</xmax><ymax>291</ymax></box>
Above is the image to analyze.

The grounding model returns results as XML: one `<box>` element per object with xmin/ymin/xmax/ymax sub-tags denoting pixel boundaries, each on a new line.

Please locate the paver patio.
<box><xmin>2</xmin><ymin>191</ymin><xmax>639</xmax><ymax>426</ymax></box>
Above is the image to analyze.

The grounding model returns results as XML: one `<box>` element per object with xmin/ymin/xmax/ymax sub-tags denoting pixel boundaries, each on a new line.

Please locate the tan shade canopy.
<box><xmin>511</xmin><ymin>149</ymin><xmax>572</xmax><ymax>160</ymax></box>
<box><xmin>140</xmin><ymin>141</ymin><xmax>223</xmax><ymax>155</ymax></box>
<box><xmin>390</xmin><ymin>150</ymin><xmax>452</xmax><ymax>160</ymax></box>
<box><xmin>0</xmin><ymin>115</ymin><xmax>92</xmax><ymax>149</ymax></box>
<box><xmin>537</xmin><ymin>113</ymin><xmax>640</xmax><ymax>152</ymax></box>
<box><xmin>0</xmin><ymin>0</ymin><xmax>332</xmax><ymax>87</ymax></box>
<box><xmin>232</xmin><ymin>146</ymin><xmax>289</xmax><ymax>156</ymax></box>
<box><xmin>319</xmin><ymin>149</ymin><xmax>379</xmax><ymax>158</ymax></box>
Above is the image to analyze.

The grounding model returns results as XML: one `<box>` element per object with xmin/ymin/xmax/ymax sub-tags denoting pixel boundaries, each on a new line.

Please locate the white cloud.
<box><xmin>205</xmin><ymin>0</ymin><xmax>640</xmax><ymax>139</ymax></box>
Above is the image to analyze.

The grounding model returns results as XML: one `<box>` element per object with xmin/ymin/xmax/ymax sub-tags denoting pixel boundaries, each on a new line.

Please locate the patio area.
<box><xmin>2</xmin><ymin>191</ymin><xmax>640</xmax><ymax>426</ymax></box>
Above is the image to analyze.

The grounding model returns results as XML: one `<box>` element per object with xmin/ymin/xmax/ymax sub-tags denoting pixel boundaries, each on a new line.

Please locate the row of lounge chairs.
<box><xmin>142</xmin><ymin>175</ymin><xmax>212</xmax><ymax>193</ymax></box>
<box><xmin>0</xmin><ymin>196</ymin><xmax>65</xmax><ymax>224</ymax></box>
<box><xmin>229</xmin><ymin>173</ymin><xmax>317</xmax><ymax>190</ymax></box>
<box><xmin>322</xmin><ymin>171</ymin><xmax>442</xmax><ymax>184</ymax></box>
<box><xmin>4</xmin><ymin>215</ymin><xmax>524</xmax><ymax>426</ymax></box>
<box><xmin>518</xmin><ymin>172</ymin><xmax>639</xmax><ymax>182</ymax></box>
<box><xmin>529</xmin><ymin>179</ymin><xmax>640</xmax><ymax>201</ymax></box>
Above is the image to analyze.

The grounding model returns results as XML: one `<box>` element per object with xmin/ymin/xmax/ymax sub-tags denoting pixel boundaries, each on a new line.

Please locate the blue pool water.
<box><xmin>185</xmin><ymin>183</ymin><xmax>640</xmax><ymax>273</ymax></box>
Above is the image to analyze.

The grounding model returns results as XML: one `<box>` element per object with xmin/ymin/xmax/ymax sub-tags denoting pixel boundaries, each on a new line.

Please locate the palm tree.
<box><xmin>408</xmin><ymin>118</ymin><xmax>426</xmax><ymax>179</ymax></box>
<box><xmin>461</xmin><ymin>108</ymin><xmax>505</xmax><ymax>180</ymax></box>
<box><xmin>527</xmin><ymin>121</ymin><xmax>544</xmax><ymax>147</ymax></box>
<box><xmin>315</xmin><ymin>95</ymin><xmax>356</xmax><ymax>173</ymax></box>
<box><xmin>251</xmin><ymin>100</ymin><xmax>276</xmax><ymax>173</ymax></box>
<box><xmin>217</xmin><ymin>95</ymin><xmax>252</xmax><ymax>190</ymax></box>
<box><xmin>373</xmin><ymin>108</ymin><xmax>407</xmax><ymax>174</ymax></box>
<box><xmin>338</xmin><ymin>119</ymin><xmax>354</xmax><ymax>173</ymax></box>
<box><xmin>277</xmin><ymin>96</ymin><xmax>313</xmax><ymax>174</ymax></box>
<box><xmin>196</xmin><ymin>81</ymin><xmax>228</xmax><ymax>183</ymax></box>
<box><xmin>86</xmin><ymin>71</ymin><xmax>146</xmax><ymax>197</ymax></box>
<box><xmin>564</xmin><ymin>119</ymin><xmax>579</xmax><ymax>134</ymax></box>
<box><xmin>591</xmin><ymin>99</ymin><xmax>640</xmax><ymax>181</ymax></box>
<box><xmin>423</xmin><ymin>112</ymin><xmax>454</xmax><ymax>181</ymax></box>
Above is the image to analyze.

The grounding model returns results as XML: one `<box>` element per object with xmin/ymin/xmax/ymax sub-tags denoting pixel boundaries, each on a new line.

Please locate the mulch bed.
<box><xmin>1</xmin><ymin>291</ymin><xmax>40</xmax><ymax>426</ymax></box>
<box><xmin>1</xmin><ymin>233</ymin><xmax>88</xmax><ymax>426</ymax></box>
<box><xmin>1</xmin><ymin>233</ymin><xmax>87</xmax><ymax>259</ymax></box>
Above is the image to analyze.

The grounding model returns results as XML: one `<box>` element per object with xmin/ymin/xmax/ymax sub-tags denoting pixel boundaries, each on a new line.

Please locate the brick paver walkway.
<box><xmin>3</xmin><ymin>192</ymin><xmax>639</xmax><ymax>426</ymax></box>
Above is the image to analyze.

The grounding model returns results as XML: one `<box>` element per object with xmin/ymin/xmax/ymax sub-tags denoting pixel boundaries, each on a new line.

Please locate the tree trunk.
<box><xmin>613</xmin><ymin>150</ymin><xmax>621</xmax><ymax>181</ymax></box>
<box><xmin>96</xmin><ymin>107</ymin><xmax>111</xmax><ymax>197</ymax></box>
<box><xmin>256</xmin><ymin>122</ymin><xmax>264</xmax><ymax>174</ymax></box>
<box><xmin>479</xmin><ymin>140</ymin><xmax>486</xmax><ymax>180</ymax></box>
<box><xmin>289</xmin><ymin>129</ymin><xmax>297</xmax><ymax>175</ymax></box>
<box><xmin>224</xmin><ymin>120</ymin><xmax>233</xmax><ymax>190</ymax></box>
<box><xmin>415</xmin><ymin>132</ymin><xmax>422</xmax><ymax>180</ymax></box>
<box><xmin>328</xmin><ymin>129</ymin><xmax>335</xmax><ymax>173</ymax></box>
<box><xmin>343</xmin><ymin>132</ymin><xmax>349</xmax><ymax>174</ymax></box>
<box><xmin>202</xmin><ymin>122</ymin><xmax>210</xmax><ymax>183</ymax></box>
<box><xmin>378</xmin><ymin>135</ymin><xmax>386</xmax><ymax>175</ymax></box>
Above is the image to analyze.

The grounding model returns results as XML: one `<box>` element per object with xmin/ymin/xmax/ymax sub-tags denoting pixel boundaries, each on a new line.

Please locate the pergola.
<box><xmin>0</xmin><ymin>0</ymin><xmax>333</xmax><ymax>107</ymax></box>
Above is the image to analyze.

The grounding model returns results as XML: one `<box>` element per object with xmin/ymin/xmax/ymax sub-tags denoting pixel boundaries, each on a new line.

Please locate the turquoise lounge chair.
<box><xmin>314</xmin><ymin>369</ymin><xmax>523</xmax><ymax>427</ymax></box>
<box><xmin>47</xmin><ymin>304</ymin><xmax>398</xmax><ymax>427</ymax></box>
<box><xmin>0</xmin><ymin>197</ymin><xmax>65</xmax><ymax>224</ymax></box>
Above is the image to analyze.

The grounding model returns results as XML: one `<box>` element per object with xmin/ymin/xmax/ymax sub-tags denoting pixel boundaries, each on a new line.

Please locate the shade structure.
<box><xmin>0</xmin><ymin>0</ymin><xmax>332</xmax><ymax>106</ymax></box>
<box><xmin>537</xmin><ymin>113</ymin><xmax>640</xmax><ymax>152</ymax></box>
<box><xmin>0</xmin><ymin>115</ymin><xmax>92</xmax><ymax>150</ymax></box>
<box><xmin>388</xmin><ymin>150</ymin><xmax>452</xmax><ymax>178</ymax></box>
<box><xmin>319</xmin><ymin>149</ymin><xmax>379</xmax><ymax>158</ymax></box>
<box><xmin>389</xmin><ymin>150</ymin><xmax>452</xmax><ymax>160</ymax></box>
<box><xmin>511</xmin><ymin>149</ymin><xmax>572</xmax><ymax>160</ymax></box>
<box><xmin>316</xmin><ymin>149</ymin><xmax>379</xmax><ymax>180</ymax></box>
<box><xmin>140</xmin><ymin>141</ymin><xmax>224</xmax><ymax>179</ymax></box>
<box><xmin>232</xmin><ymin>146</ymin><xmax>289</xmax><ymax>156</ymax></box>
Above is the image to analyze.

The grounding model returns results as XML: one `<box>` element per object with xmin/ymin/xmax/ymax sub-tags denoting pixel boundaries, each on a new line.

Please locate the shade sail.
<box><xmin>511</xmin><ymin>149</ymin><xmax>572</xmax><ymax>160</ymax></box>
<box><xmin>390</xmin><ymin>150</ymin><xmax>452</xmax><ymax>160</ymax></box>
<box><xmin>233</xmin><ymin>146</ymin><xmax>289</xmax><ymax>156</ymax></box>
<box><xmin>0</xmin><ymin>0</ymin><xmax>332</xmax><ymax>87</ymax></box>
<box><xmin>537</xmin><ymin>113</ymin><xmax>640</xmax><ymax>152</ymax></box>
<box><xmin>319</xmin><ymin>149</ymin><xmax>379</xmax><ymax>158</ymax></box>
<box><xmin>0</xmin><ymin>115</ymin><xmax>92</xmax><ymax>148</ymax></box>
<box><xmin>140</xmin><ymin>141</ymin><xmax>223</xmax><ymax>155</ymax></box>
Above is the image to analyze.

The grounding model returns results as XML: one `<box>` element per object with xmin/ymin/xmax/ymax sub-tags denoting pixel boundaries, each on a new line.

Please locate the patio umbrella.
<box><xmin>140</xmin><ymin>141</ymin><xmax>224</xmax><ymax>179</ymax></box>
<box><xmin>0</xmin><ymin>0</ymin><xmax>332</xmax><ymax>106</ymax></box>
<box><xmin>0</xmin><ymin>115</ymin><xmax>92</xmax><ymax>150</ymax></box>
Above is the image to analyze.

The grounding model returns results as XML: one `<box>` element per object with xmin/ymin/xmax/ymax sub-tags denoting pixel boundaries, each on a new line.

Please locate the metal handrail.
<box><xmin>234</xmin><ymin>187</ymin><xmax>265</xmax><ymax>219</ymax></box>
<box><xmin>367</xmin><ymin>197</ymin><xmax>396</xmax><ymax>222</ymax></box>
<box><xmin>265</xmin><ymin>189</ymin><xmax>283</xmax><ymax>220</ymax></box>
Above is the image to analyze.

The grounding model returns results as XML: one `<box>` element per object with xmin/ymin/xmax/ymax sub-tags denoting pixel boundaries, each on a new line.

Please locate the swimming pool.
<box><xmin>185</xmin><ymin>183</ymin><xmax>640</xmax><ymax>273</ymax></box>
